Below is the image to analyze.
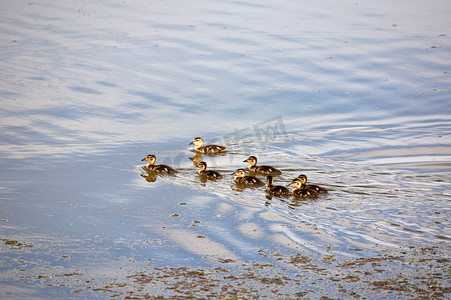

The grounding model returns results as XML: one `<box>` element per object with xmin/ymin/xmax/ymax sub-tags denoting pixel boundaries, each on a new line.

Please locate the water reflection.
<box><xmin>140</xmin><ymin>169</ymin><xmax>157</xmax><ymax>182</ymax></box>
<box><xmin>188</xmin><ymin>152</ymin><xmax>203</xmax><ymax>166</ymax></box>
<box><xmin>288</xmin><ymin>197</ymin><xmax>316</xmax><ymax>208</ymax></box>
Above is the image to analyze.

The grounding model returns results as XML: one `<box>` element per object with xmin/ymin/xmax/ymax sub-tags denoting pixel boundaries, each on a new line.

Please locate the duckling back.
<box><xmin>201</xmin><ymin>170</ymin><xmax>224</xmax><ymax>179</ymax></box>
<box><xmin>198</xmin><ymin>145</ymin><xmax>228</xmax><ymax>154</ymax></box>
<box><xmin>305</xmin><ymin>184</ymin><xmax>328</xmax><ymax>194</ymax></box>
<box><xmin>293</xmin><ymin>187</ymin><xmax>318</xmax><ymax>198</ymax></box>
<box><xmin>297</xmin><ymin>174</ymin><xmax>327</xmax><ymax>193</ymax></box>
<box><xmin>244</xmin><ymin>156</ymin><xmax>282</xmax><ymax>175</ymax></box>
<box><xmin>196</xmin><ymin>161</ymin><xmax>223</xmax><ymax>180</ymax></box>
<box><xmin>267</xmin><ymin>185</ymin><xmax>290</xmax><ymax>195</ymax></box>
<box><xmin>236</xmin><ymin>176</ymin><xmax>264</xmax><ymax>186</ymax></box>
<box><xmin>151</xmin><ymin>164</ymin><xmax>177</xmax><ymax>174</ymax></box>
<box><xmin>190</xmin><ymin>137</ymin><xmax>227</xmax><ymax>154</ymax></box>
<box><xmin>256</xmin><ymin>165</ymin><xmax>282</xmax><ymax>175</ymax></box>
<box><xmin>142</xmin><ymin>154</ymin><xmax>177</xmax><ymax>174</ymax></box>
<box><xmin>266</xmin><ymin>176</ymin><xmax>290</xmax><ymax>195</ymax></box>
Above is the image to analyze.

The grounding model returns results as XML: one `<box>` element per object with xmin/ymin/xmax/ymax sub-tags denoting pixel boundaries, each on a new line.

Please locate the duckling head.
<box><xmin>141</xmin><ymin>154</ymin><xmax>156</xmax><ymax>165</ymax></box>
<box><xmin>196</xmin><ymin>161</ymin><xmax>207</xmax><ymax>171</ymax></box>
<box><xmin>243</xmin><ymin>156</ymin><xmax>257</xmax><ymax>165</ymax></box>
<box><xmin>189</xmin><ymin>137</ymin><xmax>204</xmax><ymax>147</ymax></box>
<box><xmin>297</xmin><ymin>174</ymin><xmax>307</xmax><ymax>184</ymax></box>
<box><xmin>234</xmin><ymin>168</ymin><xmax>246</xmax><ymax>177</ymax></box>
<box><xmin>291</xmin><ymin>178</ymin><xmax>302</xmax><ymax>188</ymax></box>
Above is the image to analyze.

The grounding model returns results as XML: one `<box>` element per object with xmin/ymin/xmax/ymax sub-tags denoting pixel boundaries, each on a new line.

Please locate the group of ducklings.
<box><xmin>142</xmin><ymin>137</ymin><xmax>327</xmax><ymax>198</ymax></box>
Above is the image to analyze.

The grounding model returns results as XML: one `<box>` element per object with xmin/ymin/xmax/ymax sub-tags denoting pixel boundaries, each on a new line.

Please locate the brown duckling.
<box><xmin>233</xmin><ymin>169</ymin><xmax>264</xmax><ymax>186</ymax></box>
<box><xmin>190</xmin><ymin>137</ymin><xmax>228</xmax><ymax>154</ymax></box>
<box><xmin>290</xmin><ymin>178</ymin><xmax>319</xmax><ymax>198</ymax></box>
<box><xmin>297</xmin><ymin>174</ymin><xmax>328</xmax><ymax>193</ymax></box>
<box><xmin>243</xmin><ymin>156</ymin><xmax>282</xmax><ymax>175</ymax></box>
<box><xmin>196</xmin><ymin>161</ymin><xmax>223</xmax><ymax>180</ymax></box>
<box><xmin>141</xmin><ymin>154</ymin><xmax>177</xmax><ymax>174</ymax></box>
<box><xmin>266</xmin><ymin>176</ymin><xmax>290</xmax><ymax>196</ymax></box>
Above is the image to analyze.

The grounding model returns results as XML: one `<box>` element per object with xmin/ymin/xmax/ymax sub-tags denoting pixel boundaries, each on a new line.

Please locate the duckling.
<box><xmin>243</xmin><ymin>156</ymin><xmax>282</xmax><ymax>175</ymax></box>
<box><xmin>141</xmin><ymin>154</ymin><xmax>177</xmax><ymax>174</ymax></box>
<box><xmin>266</xmin><ymin>176</ymin><xmax>290</xmax><ymax>196</ymax></box>
<box><xmin>290</xmin><ymin>178</ymin><xmax>319</xmax><ymax>198</ymax></box>
<box><xmin>196</xmin><ymin>161</ymin><xmax>223</xmax><ymax>180</ymax></box>
<box><xmin>297</xmin><ymin>174</ymin><xmax>328</xmax><ymax>193</ymax></box>
<box><xmin>189</xmin><ymin>137</ymin><xmax>228</xmax><ymax>154</ymax></box>
<box><xmin>233</xmin><ymin>169</ymin><xmax>264</xmax><ymax>186</ymax></box>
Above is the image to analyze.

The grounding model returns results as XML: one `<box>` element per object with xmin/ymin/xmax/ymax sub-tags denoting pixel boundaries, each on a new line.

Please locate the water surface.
<box><xmin>1</xmin><ymin>0</ymin><xmax>450</xmax><ymax>298</ymax></box>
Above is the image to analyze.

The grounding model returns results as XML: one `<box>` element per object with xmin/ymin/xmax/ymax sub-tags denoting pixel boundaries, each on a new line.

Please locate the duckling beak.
<box><xmin>189</xmin><ymin>141</ymin><xmax>194</xmax><ymax>145</ymax></box>
<box><xmin>141</xmin><ymin>158</ymin><xmax>147</xmax><ymax>161</ymax></box>
<box><xmin>243</xmin><ymin>159</ymin><xmax>248</xmax><ymax>162</ymax></box>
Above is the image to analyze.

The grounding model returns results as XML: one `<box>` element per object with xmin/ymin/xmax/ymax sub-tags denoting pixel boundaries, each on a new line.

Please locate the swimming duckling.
<box><xmin>290</xmin><ymin>178</ymin><xmax>319</xmax><ymax>198</ymax></box>
<box><xmin>190</xmin><ymin>137</ymin><xmax>228</xmax><ymax>154</ymax></box>
<box><xmin>297</xmin><ymin>174</ymin><xmax>328</xmax><ymax>193</ymax></box>
<box><xmin>233</xmin><ymin>169</ymin><xmax>264</xmax><ymax>186</ymax></box>
<box><xmin>196</xmin><ymin>161</ymin><xmax>224</xmax><ymax>180</ymax></box>
<box><xmin>266</xmin><ymin>176</ymin><xmax>290</xmax><ymax>196</ymax></box>
<box><xmin>243</xmin><ymin>156</ymin><xmax>282</xmax><ymax>175</ymax></box>
<box><xmin>141</xmin><ymin>154</ymin><xmax>177</xmax><ymax>174</ymax></box>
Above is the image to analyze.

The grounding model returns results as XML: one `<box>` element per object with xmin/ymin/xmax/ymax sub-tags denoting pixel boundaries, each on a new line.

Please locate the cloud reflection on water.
<box><xmin>1</xmin><ymin>0</ymin><xmax>450</xmax><ymax>160</ymax></box>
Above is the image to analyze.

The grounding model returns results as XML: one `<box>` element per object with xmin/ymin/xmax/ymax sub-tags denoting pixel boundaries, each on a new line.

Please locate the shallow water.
<box><xmin>1</xmin><ymin>0</ymin><xmax>450</xmax><ymax>298</ymax></box>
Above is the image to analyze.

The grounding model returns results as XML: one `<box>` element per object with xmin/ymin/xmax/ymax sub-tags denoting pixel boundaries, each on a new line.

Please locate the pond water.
<box><xmin>1</xmin><ymin>0</ymin><xmax>450</xmax><ymax>298</ymax></box>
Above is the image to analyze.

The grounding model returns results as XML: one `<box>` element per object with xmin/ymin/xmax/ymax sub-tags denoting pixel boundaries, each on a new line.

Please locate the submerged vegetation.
<box><xmin>1</xmin><ymin>239</ymin><xmax>33</xmax><ymax>249</ymax></box>
<box><xmin>1</xmin><ymin>238</ymin><xmax>449</xmax><ymax>299</ymax></box>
